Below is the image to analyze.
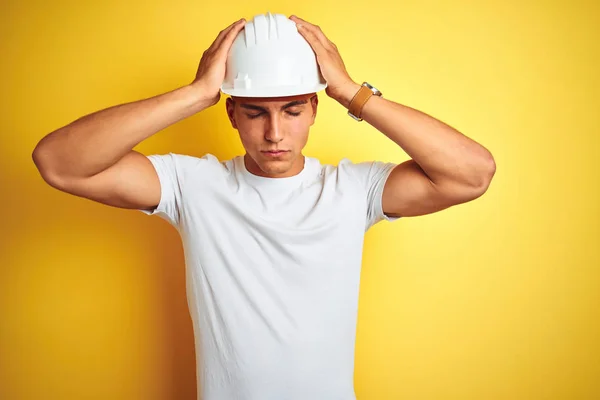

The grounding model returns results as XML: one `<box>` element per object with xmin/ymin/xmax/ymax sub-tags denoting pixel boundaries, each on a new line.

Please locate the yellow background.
<box><xmin>1</xmin><ymin>0</ymin><xmax>598</xmax><ymax>399</ymax></box>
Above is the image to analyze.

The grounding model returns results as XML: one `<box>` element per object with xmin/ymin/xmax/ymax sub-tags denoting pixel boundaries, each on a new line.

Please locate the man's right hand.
<box><xmin>32</xmin><ymin>20</ymin><xmax>247</xmax><ymax>213</ymax></box>
<box><xmin>191</xmin><ymin>18</ymin><xmax>246</xmax><ymax>107</ymax></box>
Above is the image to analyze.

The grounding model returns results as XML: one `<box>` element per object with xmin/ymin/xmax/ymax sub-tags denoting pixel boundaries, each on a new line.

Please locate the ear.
<box><xmin>226</xmin><ymin>97</ymin><xmax>238</xmax><ymax>129</ymax></box>
<box><xmin>309</xmin><ymin>94</ymin><xmax>318</xmax><ymax>126</ymax></box>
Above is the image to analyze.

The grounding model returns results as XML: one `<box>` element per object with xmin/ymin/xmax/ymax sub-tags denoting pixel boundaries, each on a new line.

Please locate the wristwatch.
<box><xmin>348</xmin><ymin>82</ymin><xmax>382</xmax><ymax>121</ymax></box>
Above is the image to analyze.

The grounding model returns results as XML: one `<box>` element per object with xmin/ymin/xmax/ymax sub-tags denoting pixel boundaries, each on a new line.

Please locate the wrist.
<box><xmin>187</xmin><ymin>81</ymin><xmax>220</xmax><ymax>110</ymax></box>
<box><xmin>333</xmin><ymin>81</ymin><xmax>362</xmax><ymax>109</ymax></box>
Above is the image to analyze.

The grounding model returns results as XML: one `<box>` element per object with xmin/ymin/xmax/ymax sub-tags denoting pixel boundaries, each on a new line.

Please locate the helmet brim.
<box><xmin>221</xmin><ymin>83</ymin><xmax>327</xmax><ymax>98</ymax></box>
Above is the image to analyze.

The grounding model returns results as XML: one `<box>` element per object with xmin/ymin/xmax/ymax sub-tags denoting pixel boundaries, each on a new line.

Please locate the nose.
<box><xmin>264</xmin><ymin>114</ymin><xmax>284</xmax><ymax>143</ymax></box>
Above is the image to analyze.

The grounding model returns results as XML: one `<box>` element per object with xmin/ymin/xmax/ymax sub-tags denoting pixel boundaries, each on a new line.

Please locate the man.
<box><xmin>32</xmin><ymin>12</ymin><xmax>495</xmax><ymax>400</ymax></box>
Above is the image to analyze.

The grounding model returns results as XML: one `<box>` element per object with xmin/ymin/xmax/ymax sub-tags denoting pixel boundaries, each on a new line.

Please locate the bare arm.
<box><xmin>32</xmin><ymin>84</ymin><xmax>210</xmax><ymax>210</ymax></box>
<box><xmin>292</xmin><ymin>15</ymin><xmax>495</xmax><ymax>218</ymax></box>
<box><xmin>33</xmin><ymin>84</ymin><xmax>211</xmax><ymax>181</ymax></box>
<box><xmin>32</xmin><ymin>18</ymin><xmax>246</xmax><ymax>210</ymax></box>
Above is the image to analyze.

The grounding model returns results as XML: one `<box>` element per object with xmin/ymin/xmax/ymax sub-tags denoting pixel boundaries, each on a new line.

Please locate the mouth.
<box><xmin>262</xmin><ymin>150</ymin><xmax>289</xmax><ymax>157</ymax></box>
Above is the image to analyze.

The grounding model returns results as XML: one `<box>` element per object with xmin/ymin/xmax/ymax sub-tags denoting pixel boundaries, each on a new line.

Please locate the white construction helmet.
<box><xmin>221</xmin><ymin>12</ymin><xmax>327</xmax><ymax>97</ymax></box>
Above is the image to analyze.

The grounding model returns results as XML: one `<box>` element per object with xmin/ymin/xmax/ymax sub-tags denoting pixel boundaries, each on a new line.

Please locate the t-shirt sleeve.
<box><xmin>346</xmin><ymin>160</ymin><xmax>402</xmax><ymax>231</ymax></box>
<box><xmin>138</xmin><ymin>153</ymin><xmax>183</xmax><ymax>227</ymax></box>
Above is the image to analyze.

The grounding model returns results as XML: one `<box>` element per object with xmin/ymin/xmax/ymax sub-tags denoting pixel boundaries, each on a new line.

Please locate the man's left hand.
<box><xmin>290</xmin><ymin>15</ymin><xmax>360</xmax><ymax>107</ymax></box>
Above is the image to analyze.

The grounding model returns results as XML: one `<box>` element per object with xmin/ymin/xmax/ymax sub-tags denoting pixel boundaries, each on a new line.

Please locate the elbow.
<box><xmin>439</xmin><ymin>152</ymin><xmax>496</xmax><ymax>203</ymax></box>
<box><xmin>32</xmin><ymin>142</ymin><xmax>46</xmax><ymax>171</ymax></box>
<box><xmin>32</xmin><ymin>143</ymin><xmax>47</xmax><ymax>178</ymax></box>
<box><xmin>470</xmin><ymin>153</ymin><xmax>496</xmax><ymax>197</ymax></box>
<box><xmin>32</xmin><ymin>143</ymin><xmax>66</xmax><ymax>189</ymax></box>
<box><xmin>481</xmin><ymin>152</ymin><xmax>497</xmax><ymax>187</ymax></box>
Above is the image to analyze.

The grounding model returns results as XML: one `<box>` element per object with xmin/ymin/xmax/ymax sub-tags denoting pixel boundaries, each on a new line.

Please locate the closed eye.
<box><xmin>247</xmin><ymin>111</ymin><xmax>302</xmax><ymax>119</ymax></box>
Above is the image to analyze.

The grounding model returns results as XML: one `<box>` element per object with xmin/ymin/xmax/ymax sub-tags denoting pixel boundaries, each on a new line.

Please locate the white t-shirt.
<box><xmin>140</xmin><ymin>153</ymin><xmax>400</xmax><ymax>400</ymax></box>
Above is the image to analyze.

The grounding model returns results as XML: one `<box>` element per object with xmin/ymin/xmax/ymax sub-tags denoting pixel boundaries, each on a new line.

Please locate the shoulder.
<box><xmin>147</xmin><ymin>152</ymin><xmax>230</xmax><ymax>180</ymax></box>
<box><xmin>333</xmin><ymin>157</ymin><xmax>397</xmax><ymax>189</ymax></box>
<box><xmin>305</xmin><ymin>156</ymin><xmax>368</xmax><ymax>189</ymax></box>
<box><xmin>331</xmin><ymin>157</ymin><xmax>383</xmax><ymax>179</ymax></box>
<box><xmin>308</xmin><ymin>156</ymin><xmax>360</xmax><ymax>173</ymax></box>
<box><xmin>161</xmin><ymin>152</ymin><xmax>221</xmax><ymax>166</ymax></box>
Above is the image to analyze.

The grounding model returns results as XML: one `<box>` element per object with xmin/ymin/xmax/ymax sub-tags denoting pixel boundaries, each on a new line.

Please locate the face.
<box><xmin>226</xmin><ymin>93</ymin><xmax>318</xmax><ymax>178</ymax></box>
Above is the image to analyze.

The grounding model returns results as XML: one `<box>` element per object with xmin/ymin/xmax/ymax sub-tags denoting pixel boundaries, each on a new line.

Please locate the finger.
<box><xmin>210</xmin><ymin>18</ymin><xmax>245</xmax><ymax>51</ymax></box>
<box><xmin>296</xmin><ymin>23</ymin><xmax>328</xmax><ymax>57</ymax></box>
<box><xmin>213</xmin><ymin>19</ymin><xmax>241</xmax><ymax>44</ymax></box>
<box><xmin>215</xmin><ymin>19</ymin><xmax>246</xmax><ymax>56</ymax></box>
<box><xmin>290</xmin><ymin>16</ymin><xmax>330</xmax><ymax>48</ymax></box>
<box><xmin>214</xmin><ymin>18</ymin><xmax>245</xmax><ymax>49</ymax></box>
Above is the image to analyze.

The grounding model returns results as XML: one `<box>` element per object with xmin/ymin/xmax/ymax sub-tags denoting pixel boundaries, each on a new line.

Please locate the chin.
<box><xmin>247</xmin><ymin>151</ymin><xmax>296</xmax><ymax>175</ymax></box>
<box><xmin>260</xmin><ymin>162</ymin><xmax>290</xmax><ymax>173</ymax></box>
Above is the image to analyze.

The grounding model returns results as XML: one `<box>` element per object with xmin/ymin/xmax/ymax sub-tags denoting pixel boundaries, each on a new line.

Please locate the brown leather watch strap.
<box><xmin>348</xmin><ymin>85</ymin><xmax>374</xmax><ymax>120</ymax></box>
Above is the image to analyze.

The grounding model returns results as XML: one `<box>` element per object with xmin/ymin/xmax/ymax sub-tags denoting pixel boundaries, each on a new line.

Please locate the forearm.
<box><xmin>33</xmin><ymin>83</ymin><xmax>210</xmax><ymax>179</ymax></box>
<box><xmin>337</xmin><ymin>83</ymin><xmax>496</xmax><ymax>189</ymax></box>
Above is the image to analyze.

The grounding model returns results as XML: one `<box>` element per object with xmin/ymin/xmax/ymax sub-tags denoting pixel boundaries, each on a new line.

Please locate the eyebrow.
<box><xmin>239</xmin><ymin>99</ymin><xmax>308</xmax><ymax>112</ymax></box>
